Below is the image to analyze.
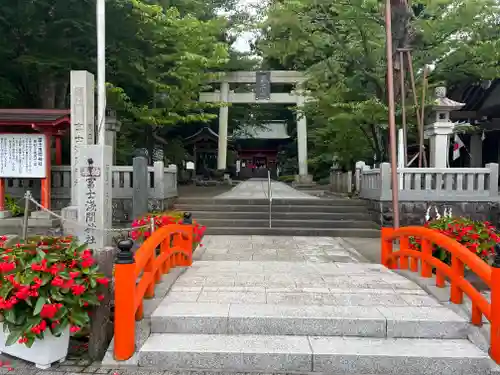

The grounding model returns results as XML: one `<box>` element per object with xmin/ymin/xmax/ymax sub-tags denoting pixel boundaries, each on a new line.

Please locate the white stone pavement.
<box><xmin>135</xmin><ymin>235</ymin><xmax>493</xmax><ymax>374</ymax></box>
<box><xmin>214</xmin><ymin>179</ymin><xmax>319</xmax><ymax>199</ymax></box>
<box><xmin>167</xmin><ymin>235</ymin><xmax>442</xmax><ymax>307</ymax></box>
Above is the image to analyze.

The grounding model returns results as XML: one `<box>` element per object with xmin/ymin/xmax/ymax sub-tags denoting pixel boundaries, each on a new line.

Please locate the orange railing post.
<box><xmin>114</xmin><ymin>239</ymin><xmax>136</xmax><ymax>361</ymax></box>
<box><xmin>381</xmin><ymin>225</ymin><xmax>498</xmax><ymax>364</ymax></box>
<box><xmin>450</xmin><ymin>254</ymin><xmax>464</xmax><ymax>304</ymax></box>
<box><xmin>113</xmin><ymin>214</ymin><xmax>196</xmax><ymax>362</ymax></box>
<box><xmin>182</xmin><ymin>213</ymin><xmax>194</xmax><ymax>266</ymax></box>
<box><xmin>421</xmin><ymin>238</ymin><xmax>433</xmax><ymax>278</ymax></box>
<box><xmin>490</xmin><ymin>246</ymin><xmax>500</xmax><ymax>364</ymax></box>
<box><xmin>381</xmin><ymin>227</ymin><xmax>394</xmax><ymax>268</ymax></box>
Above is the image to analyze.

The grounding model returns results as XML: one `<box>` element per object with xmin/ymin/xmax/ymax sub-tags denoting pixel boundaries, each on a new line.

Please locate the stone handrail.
<box><xmin>4</xmin><ymin>161</ymin><xmax>177</xmax><ymax>201</ymax></box>
<box><xmin>358</xmin><ymin>162</ymin><xmax>499</xmax><ymax>201</ymax></box>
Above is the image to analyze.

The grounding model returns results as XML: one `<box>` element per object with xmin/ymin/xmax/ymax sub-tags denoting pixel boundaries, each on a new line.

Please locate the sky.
<box><xmin>226</xmin><ymin>0</ymin><xmax>263</xmax><ymax>53</ymax></box>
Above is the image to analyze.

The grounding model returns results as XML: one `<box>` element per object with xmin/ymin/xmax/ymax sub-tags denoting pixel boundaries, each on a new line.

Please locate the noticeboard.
<box><xmin>0</xmin><ymin>134</ymin><xmax>47</xmax><ymax>178</ymax></box>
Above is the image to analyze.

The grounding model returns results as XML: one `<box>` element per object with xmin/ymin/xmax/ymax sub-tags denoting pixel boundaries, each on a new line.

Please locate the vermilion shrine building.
<box><xmin>0</xmin><ymin>109</ymin><xmax>70</xmax><ymax>214</ymax></box>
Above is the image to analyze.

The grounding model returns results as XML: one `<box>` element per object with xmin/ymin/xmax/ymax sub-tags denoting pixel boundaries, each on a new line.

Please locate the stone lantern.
<box><xmin>424</xmin><ymin>86</ymin><xmax>465</xmax><ymax>168</ymax></box>
<box><xmin>105</xmin><ymin>108</ymin><xmax>121</xmax><ymax>164</ymax></box>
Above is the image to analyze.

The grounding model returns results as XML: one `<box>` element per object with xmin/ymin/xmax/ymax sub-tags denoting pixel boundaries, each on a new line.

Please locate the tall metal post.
<box><xmin>385</xmin><ymin>0</ymin><xmax>400</xmax><ymax>228</ymax></box>
<box><xmin>97</xmin><ymin>0</ymin><xmax>106</xmax><ymax>145</ymax></box>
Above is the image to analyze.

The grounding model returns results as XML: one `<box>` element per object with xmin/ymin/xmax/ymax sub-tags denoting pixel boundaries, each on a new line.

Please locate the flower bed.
<box><xmin>0</xmin><ymin>236</ymin><xmax>109</xmax><ymax>348</ymax></box>
<box><xmin>131</xmin><ymin>211</ymin><xmax>206</xmax><ymax>249</ymax></box>
<box><xmin>410</xmin><ymin>216</ymin><xmax>499</xmax><ymax>265</ymax></box>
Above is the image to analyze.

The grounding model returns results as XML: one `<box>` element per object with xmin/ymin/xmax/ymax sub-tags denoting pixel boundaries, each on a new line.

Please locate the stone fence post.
<box><xmin>354</xmin><ymin>161</ymin><xmax>366</xmax><ymax>193</ymax></box>
<box><xmin>153</xmin><ymin>161</ymin><xmax>166</xmax><ymax>199</ymax></box>
<box><xmin>132</xmin><ymin>153</ymin><xmax>148</xmax><ymax>219</ymax></box>
<box><xmin>379</xmin><ymin>162</ymin><xmax>392</xmax><ymax>201</ymax></box>
<box><xmin>487</xmin><ymin>163</ymin><xmax>499</xmax><ymax>197</ymax></box>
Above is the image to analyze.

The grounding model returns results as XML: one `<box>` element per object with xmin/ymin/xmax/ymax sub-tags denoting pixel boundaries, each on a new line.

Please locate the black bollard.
<box><xmin>115</xmin><ymin>239</ymin><xmax>135</xmax><ymax>264</ymax></box>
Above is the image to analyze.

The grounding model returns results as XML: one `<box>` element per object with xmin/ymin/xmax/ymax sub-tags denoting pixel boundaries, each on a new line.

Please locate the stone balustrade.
<box><xmin>4</xmin><ymin>161</ymin><xmax>177</xmax><ymax>221</ymax></box>
<box><xmin>358</xmin><ymin>163</ymin><xmax>499</xmax><ymax>201</ymax></box>
<box><xmin>329</xmin><ymin>170</ymin><xmax>353</xmax><ymax>194</ymax></box>
<box><xmin>328</xmin><ymin>162</ymin><xmax>500</xmax><ymax>226</ymax></box>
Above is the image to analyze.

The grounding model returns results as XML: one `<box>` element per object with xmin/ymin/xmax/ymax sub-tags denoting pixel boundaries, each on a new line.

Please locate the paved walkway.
<box><xmin>181</xmin><ymin>235</ymin><xmax>440</xmax><ymax>307</ymax></box>
<box><xmin>214</xmin><ymin>179</ymin><xmax>318</xmax><ymax>199</ymax></box>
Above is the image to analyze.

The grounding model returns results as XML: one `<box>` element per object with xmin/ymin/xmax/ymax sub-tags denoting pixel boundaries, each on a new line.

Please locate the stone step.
<box><xmin>138</xmin><ymin>333</ymin><xmax>490</xmax><ymax>374</ymax></box>
<box><xmin>198</xmin><ymin>218</ymin><xmax>378</xmax><ymax>229</ymax></box>
<box><xmin>204</xmin><ymin>227</ymin><xmax>380</xmax><ymax>237</ymax></box>
<box><xmin>175</xmin><ymin>204</ymin><xmax>369</xmax><ymax>213</ymax></box>
<box><xmin>175</xmin><ymin>198</ymin><xmax>366</xmax><ymax>206</ymax></box>
<box><xmin>190</xmin><ymin>211</ymin><xmax>374</xmax><ymax>220</ymax></box>
<box><xmin>151</xmin><ymin>302</ymin><xmax>469</xmax><ymax>339</ymax></box>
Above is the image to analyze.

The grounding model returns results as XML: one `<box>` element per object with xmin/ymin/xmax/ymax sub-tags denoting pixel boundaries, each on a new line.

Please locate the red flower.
<box><xmin>40</xmin><ymin>304</ymin><xmax>62</xmax><ymax>319</ymax></box>
<box><xmin>51</xmin><ymin>276</ymin><xmax>65</xmax><ymax>287</ymax></box>
<box><xmin>71</xmin><ymin>284</ymin><xmax>86</xmax><ymax>296</ymax></box>
<box><xmin>96</xmin><ymin>278</ymin><xmax>109</xmax><ymax>286</ymax></box>
<box><xmin>70</xmin><ymin>325</ymin><xmax>81</xmax><ymax>333</ymax></box>
<box><xmin>0</xmin><ymin>297</ymin><xmax>17</xmax><ymax>310</ymax></box>
<box><xmin>31</xmin><ymin>320</ymin><xmax>47</xmax><ymax>334</ymax></box>
<box><xmin>81</xmin><ymin>258</ymin><xmax>94</xmax><ymax>268</ymax></box>
<box><xmin>14</xmin><ymin>286</ymin><xmax>30</xmax><ymax>300</ymax></box>
<box><xmin>0</xmin><ymin>261</ymin><xmax>16</xmax><ymax>273</ymax></box>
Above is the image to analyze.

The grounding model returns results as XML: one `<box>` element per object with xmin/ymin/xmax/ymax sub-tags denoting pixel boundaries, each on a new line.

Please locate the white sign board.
<box><xmin>186</xmin><ymin>161</ymin><xmax>195</xmax><ymax>170</ymax></box>
<box><xmin>0</xmin><ymin>134</ymin><xmax>47</xmax><ymax>178</ymax></box>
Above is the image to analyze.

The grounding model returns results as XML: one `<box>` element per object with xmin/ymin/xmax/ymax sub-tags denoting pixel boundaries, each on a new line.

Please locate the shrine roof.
<box><xmin>0</xmin><ymin>109</ymin><xmax>71</xmax><ymax>133</ymax></box>
<box><xmin>185</xmin><ymin>126</ymin><xmax>220</xmax><ymax>141</ymax></box>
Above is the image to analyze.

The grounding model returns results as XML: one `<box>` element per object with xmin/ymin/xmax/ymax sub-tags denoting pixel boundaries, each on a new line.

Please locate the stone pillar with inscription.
<box><xmin>71</xmin><ymin>71</ymin><xmax>95</xmax><ymax>206</ymax></box>
<box><xmin>77</xmin><ymin>145</ymin><xmax>113</xmax><ymax>250</ymax></box>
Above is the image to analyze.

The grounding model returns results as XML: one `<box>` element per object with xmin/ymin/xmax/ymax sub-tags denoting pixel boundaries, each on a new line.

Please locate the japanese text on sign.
<box><xmin>0</xmin><ymin>134</ymin><xmax>47</xmax><ymax>178</ymax></box>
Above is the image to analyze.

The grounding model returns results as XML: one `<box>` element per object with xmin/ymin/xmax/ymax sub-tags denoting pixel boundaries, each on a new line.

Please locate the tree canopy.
<box><xmin>0</xmin><ymin>0</ymin><xmax>248</xmax><ymax>162</ymax></box>
<box><xmin>256</xmin><ymin>0</ymin><xmax>500</xmax><ymax>174</ymax></box>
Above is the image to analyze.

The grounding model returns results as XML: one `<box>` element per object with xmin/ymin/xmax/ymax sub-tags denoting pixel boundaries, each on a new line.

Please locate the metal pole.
<box><xmin>22</xmin><ymin>191</ymin><xmax>30</xmax><ymax>240</ymax></box>
<box><xmin>385</xmin><ymin>0</ymin><xmax>400</xmax><ymax>228</ymax></box>
<box><xmin>97</xmin><ymin>0</ymin><xmax>106</xmax><ymax>145</ymax></box>
<box><xmin>268</xmin><ymin>170</ymin><xmax>272</xmax><ymax>228</ymax></box>
<box><xmin>398</xmin><ymin>50</ymin><xmax>407</xmax><ymax>166</ymax></box>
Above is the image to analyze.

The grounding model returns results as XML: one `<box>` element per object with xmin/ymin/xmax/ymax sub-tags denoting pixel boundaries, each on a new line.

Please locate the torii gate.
<box><xmin>199</xmin><ymin>71</ymin><xmax>311</xmax><ymax>182</ymax></box>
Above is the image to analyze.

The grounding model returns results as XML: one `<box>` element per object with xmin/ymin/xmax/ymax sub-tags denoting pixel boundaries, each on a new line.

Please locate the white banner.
<box><xmin>0</xmin><ymin>134</ymin><xmax>47</xmax><ymax>178</ymax></box>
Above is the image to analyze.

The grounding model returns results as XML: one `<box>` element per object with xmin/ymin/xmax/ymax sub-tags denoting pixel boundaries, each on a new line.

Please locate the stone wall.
<box><xmin>365</xmin><ymin>199</ymin><xmax>499</xmax><ymax>227</ymax></box>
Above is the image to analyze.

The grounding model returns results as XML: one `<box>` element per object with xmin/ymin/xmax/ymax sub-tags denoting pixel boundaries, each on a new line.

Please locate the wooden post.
<box><xmin>40</xmin><ymin>133</ymin><xmax>51</xmax><ymax>209</ymax></box>
<box><xmin>55</xmin><ymin>136</ymin><xmax>63</xmax><ymax>165</ymax></box>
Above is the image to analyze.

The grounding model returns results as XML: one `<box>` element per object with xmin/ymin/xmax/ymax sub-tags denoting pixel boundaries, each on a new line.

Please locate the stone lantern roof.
<box><xmin>433</xmin><ymin>86</ymin><xmax>465</xmax><ymax>111</ymax></box>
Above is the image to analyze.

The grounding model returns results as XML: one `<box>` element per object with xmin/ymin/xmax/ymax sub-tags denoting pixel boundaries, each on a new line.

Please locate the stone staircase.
<box><xmin>136</xmin><ymin>260</ymin><xmax>494</xmax><ymax>374</ymax></box>
<box><xmin>174</xmin><ymin>197</ymin><xmax>380</xmax><ymax>237</ymax></box>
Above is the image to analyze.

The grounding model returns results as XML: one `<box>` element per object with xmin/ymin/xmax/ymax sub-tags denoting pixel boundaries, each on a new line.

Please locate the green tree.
<box><xmin>0</xmin><ymin>0</ymin><xmax>234</xmax><ymax>164</ymax></box>
<box><xmin>256</xmin><ymin>0</ymin><xmax>500</xmax><ymax>170</ymax></box>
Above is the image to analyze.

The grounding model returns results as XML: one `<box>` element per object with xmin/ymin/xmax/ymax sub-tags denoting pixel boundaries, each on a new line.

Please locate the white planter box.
<box><xmin>0</xmin><ymin>323</ymin><xmax>70</xmax><ymax>369</ymax></box>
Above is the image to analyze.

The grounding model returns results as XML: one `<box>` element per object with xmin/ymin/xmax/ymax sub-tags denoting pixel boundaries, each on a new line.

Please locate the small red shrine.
<box><xmin>0</xmin><ymin>109</ymin><xmax>71</xmax><ymax>212</ymax></box>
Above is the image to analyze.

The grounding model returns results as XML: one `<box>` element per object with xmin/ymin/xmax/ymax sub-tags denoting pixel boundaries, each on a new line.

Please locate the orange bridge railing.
<box><xmin>381</xmin><ymin>226</ymin><xmax>500</xmax><ymax>364</ymax></box>
<box><xmin>113</xmin><ymin>222</ymin><xmax>194</xmax><ymax>360</ymax></box>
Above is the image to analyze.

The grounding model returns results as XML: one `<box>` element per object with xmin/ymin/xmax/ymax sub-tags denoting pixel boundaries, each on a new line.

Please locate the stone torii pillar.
<box><xmin>296</xmin><ymin>92</ymin><xmax>309</xmax><ymax>179</ymax></box>
<box><xmin>217</xmin><ymin>81</ymin><xmax>229</xmax><ymax>170</ymax></box>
